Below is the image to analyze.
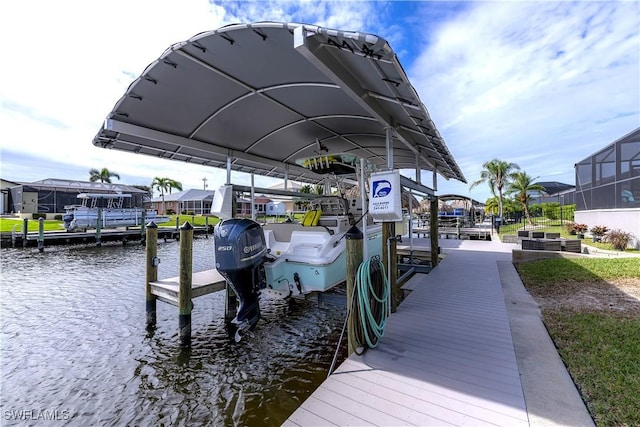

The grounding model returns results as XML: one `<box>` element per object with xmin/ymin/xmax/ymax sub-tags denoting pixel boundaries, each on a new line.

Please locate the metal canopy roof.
<box><xmin>93</xmin><ymin>22</ymin><xmax>466</xmax><ymax>186</ymax></box>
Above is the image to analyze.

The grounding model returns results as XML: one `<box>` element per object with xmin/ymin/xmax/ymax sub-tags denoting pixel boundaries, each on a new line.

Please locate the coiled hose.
<box><xmin>328</xmin><ymin>256</ymin><xmax>390</xmax><ymax>375</ymax></box>
<box><xmin>353</xmin><ymin>256</ymin><xmax>390</xmax><ymax>353</ymax></box>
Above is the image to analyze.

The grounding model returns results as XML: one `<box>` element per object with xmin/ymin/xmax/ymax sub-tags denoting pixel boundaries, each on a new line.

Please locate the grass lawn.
<box><xmin>0</xmin><ymin>218</ymin><xmax>65</xmax><ymax>232</ymax></box>
<box><xmin>516</xmin><ymin>258</ymin><xmax>640</xmax><ymax>426</ymax></box>
<box><xmin>0</xmin><ymin>215</ymin><xmax>221</xmax><ymax>233</ymax></box>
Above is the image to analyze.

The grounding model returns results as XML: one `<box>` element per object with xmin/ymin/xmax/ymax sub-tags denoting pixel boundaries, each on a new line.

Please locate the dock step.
<box><xmin>149</xmin><ymin>269</ymin><xmax>226</xmax><ymax>305</ymax></box>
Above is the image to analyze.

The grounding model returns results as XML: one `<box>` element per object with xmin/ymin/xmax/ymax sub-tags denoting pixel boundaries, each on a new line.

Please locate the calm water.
<box><xmin>0</xmin><ymin>238</ymin><xmax>348</xmax><ymax>426</ymax></box>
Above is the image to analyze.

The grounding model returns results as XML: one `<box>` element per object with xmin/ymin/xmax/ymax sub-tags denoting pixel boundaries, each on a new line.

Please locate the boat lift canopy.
<box><xmin>93</xmin><ymin>22</ymin><xmax>465</xmax><ymax>191</ymax></box>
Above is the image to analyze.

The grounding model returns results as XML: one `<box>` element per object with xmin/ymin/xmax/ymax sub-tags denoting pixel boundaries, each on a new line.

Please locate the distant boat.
<box><xmin>63</xmin><ymin>193</ymin><xmax>168</xmax><ymax>231</ymax></box>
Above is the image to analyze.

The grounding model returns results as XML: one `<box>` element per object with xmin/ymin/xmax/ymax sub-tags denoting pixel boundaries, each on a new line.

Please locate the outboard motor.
<box><xmin>62</xmin><ymin>213</ymin><xmax>75</xmax><ymax>231</ymax></box>
<box><xmin>214</xmin><ymin>219</ymin><xmax>267</xmax><ymax>338</ymax></box>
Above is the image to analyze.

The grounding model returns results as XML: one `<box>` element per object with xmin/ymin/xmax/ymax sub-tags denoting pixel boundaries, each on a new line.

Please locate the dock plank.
<box><xmin>400</xmin><ymin>273</ymin><xmax>428</xmax><ymax>291</ymax></box>
<box><xmin>285</xmin><ymin>240</ymin><xmax>529</xmax><ymax>426</ymax></box>
<box><xmin>149</xmin><ymin>269</ymin><xmax>226</xmax><ymax>303</ymax></box>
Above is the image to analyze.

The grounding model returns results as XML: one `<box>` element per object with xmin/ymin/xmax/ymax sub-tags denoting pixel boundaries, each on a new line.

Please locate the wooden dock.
<box><xmin>412</xmin><ymin>226</ymin><xmax>491</xmax><ymax>240</ymax></box>
<box><xmin>149</xmin><ymin>269</ymin><xmax>226</xmax><ymax>306</ymax></box>
<box><xmin>284</xmin><ymin>240</ymin><xmax>529</xmax><ymax>426</ymax></box>
<box><xmin>1</xmin><ymin>226</ymin><xmax>211</xmax><ymax>248</ymax></box>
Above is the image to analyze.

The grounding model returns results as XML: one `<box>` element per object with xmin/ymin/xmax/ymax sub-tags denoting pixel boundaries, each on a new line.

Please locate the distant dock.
<box><xmin>0</xmin><ymin>226</ymin><xmax>212</xmax><ymax>249</ymax></box>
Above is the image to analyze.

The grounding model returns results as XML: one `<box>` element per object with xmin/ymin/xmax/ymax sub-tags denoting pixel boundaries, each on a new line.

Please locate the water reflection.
<box><xmin>1</xmin><ymin>239</ymin><xmax>347</xmax><ymax>426</ymax></box>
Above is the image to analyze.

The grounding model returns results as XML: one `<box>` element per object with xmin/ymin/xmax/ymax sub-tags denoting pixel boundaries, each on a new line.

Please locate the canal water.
<box><xmin>0</xmin><ymin>238</ymin><xmax>348</xmax><ymax>426</ymax></box>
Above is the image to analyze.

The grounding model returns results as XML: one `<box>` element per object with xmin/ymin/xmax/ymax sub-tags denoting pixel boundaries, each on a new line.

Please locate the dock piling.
<box><xmin>96</xmin><ymin>208</ymin><xmax>102</xmax><ymax>247</ymax></box>
<box><xmin>178</xmin><ymin>222</ymin><xmax>194</xmax><ymax>347</ymax></box>
<box><xmin>37</xmin><ymin>217</ymin><xmax>44</xmax><ymax>253</ymax></box>
<box><xmin>382</xmin><ymin>223</ymin><xmax>398</xmax><ymax>313</ymax></box>
<box><xmin>145</xmin><ymin>222</ymin><xmax>158</xmax><ymax>328</ymax></box>
<box><xmin>430</xmin><ymin>198</ymin><xmax>439</xmax><ymax>267</ymax></box>
<box><xmin>22</xmin><ymin>218</ymin><xmax>28</xmax><ymax>247</ymax></box>
<box><xmin>346</xmin><ymin>225</ymin><xmax>363</xmax><ymax>356</ymax></box>
<box><xmin>140</xmin><ymin>211</ymin><xmax>146</xmax><ymax>245</ymax></box>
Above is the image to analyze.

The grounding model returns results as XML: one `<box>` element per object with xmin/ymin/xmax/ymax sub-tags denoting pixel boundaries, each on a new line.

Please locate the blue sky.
<box><xmin>1</xmin><ymin>0</ymin><xmax>638</xmax><ymax>202</ymax></box>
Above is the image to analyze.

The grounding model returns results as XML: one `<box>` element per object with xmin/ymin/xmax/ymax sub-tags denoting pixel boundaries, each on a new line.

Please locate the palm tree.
<box><xmin>469</xmin><ymin>159</ymin><xmax>520</xmax><ymax>219</ymax></box>
<box><xmin>151</xmin><ymin>177</ymin><xmax>183</xmax><ymax>214</ymax></box>
<box><xmin>166</xmin><ymin>178</ymin><xmax>183</xmax><ymax>194</ymax></box>
<box><xmin>484</xmin><ymin>196</ymin><xmax>500</xmax><ymax>216</ymax></box>
<box><xmin>89</xmin><ymin>168</ymin><xmax>120</xmax><ymax>183</ymax></box>
<box><xmin>507</xmin><ymin>172</ymin><xmax>545</xmax><ymax>225</ymax></box>
<box><xmin>297</xmin><ymin>184</ymin><xmax>313</xmax><ymax>210</ymax></box>
<box><xmin>299</xmin><ymin>184</ymin><xmax>312</xmax><ymax>193</ymax></box>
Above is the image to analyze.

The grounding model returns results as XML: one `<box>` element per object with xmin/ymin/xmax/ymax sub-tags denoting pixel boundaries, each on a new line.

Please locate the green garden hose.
<box><xmin>354</xmin><ymin>256</ymin><xmax>390</xmax><ymax>350</ymax></box>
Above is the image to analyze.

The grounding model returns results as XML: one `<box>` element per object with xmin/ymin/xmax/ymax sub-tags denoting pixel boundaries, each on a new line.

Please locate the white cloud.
<box><xmin>1</xmin><ymin>1</ymin><xmax>638</xmax><ymax>204</ymax></box>
<box><xmin>409</xmin><ymin>1</ymin><xmax>640</xmax><ymax>201</ymax></box>
<box><xmin>0</xmin><ymin>0</ymin><xmax>231</xmax><ymax>192</ymax></box>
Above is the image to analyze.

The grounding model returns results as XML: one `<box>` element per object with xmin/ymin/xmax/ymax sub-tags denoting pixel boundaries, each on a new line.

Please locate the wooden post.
<box><xmin>22</xmin><ymin>218</ymin><xmax>28</xmax><ymax>247</ymax></box>
<box><xmin>178</xmin><ymin>221</ymin><xmax>193</xmax><ymax>347</ymax></box>
<box><xmin>145</xmin><ymin>222</ymin><xmax>158</xmax><ymax>328</ymax></box>
<box><xmin>205</xmin><ymin>216</ymin><xmax>209</xmax><ymax>239</ymax></box>
<box><xmin>430</xmin><ymin>197</ymin><xmax>439</xmax><ymax>267</ymax></box>
<box><xmin>140</xmin><ymin>210</ymin><xmax>146</xmax><ymax>245</ymax></box>
<box><xmin>346</xmin><ymin>225</ymin><xmax>363</xmax><ymax>356</ymax></box>
<box><xmin>382</xmin><ymin>222</ymin><xmax>398</xmax><ymax>313</ymax></box>
<box><xmin>37</xmin><ymin>217</ymin><xmax>44</xmax><ymax>252</ymax></box>
<box><xmin>456</xmin><ymin>216</ymin><xmax>461</xmax><ymax>239</ymax></box>
<box><xmin>390</xmin><ymin>223</ymin><xmax>398</xmax><ymax>313</ymax></box>
<box><xmin>96</xmin><ymin>208</ymin><xmax>102</xmax><ymax>247</ymax></box>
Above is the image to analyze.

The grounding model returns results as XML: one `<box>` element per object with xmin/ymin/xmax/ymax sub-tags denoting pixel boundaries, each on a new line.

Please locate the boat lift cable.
<box><xmin>327</xmin><ymin>255</ymin><xmax>390</xmax><ymax>376</ymax></box>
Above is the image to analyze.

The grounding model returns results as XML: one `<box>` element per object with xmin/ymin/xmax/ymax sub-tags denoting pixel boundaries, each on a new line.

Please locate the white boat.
<box><xmin>212</xmin><ymin>154</ymin><xmax>385</xmax><ymax>335</ymax></box>
<box><xmin>261</xmin><ymin>196</ymin><xmax>382</xmax><ymax>298</ymax></box>
<box><xmin>63</xmin><ymin>193</ymin><xmax>168</xmax><ymax>231</ymax></box>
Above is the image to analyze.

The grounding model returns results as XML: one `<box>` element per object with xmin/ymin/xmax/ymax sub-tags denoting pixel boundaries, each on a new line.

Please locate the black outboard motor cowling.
<box><xmin>214</xmin><ymin>219</ymin><xmax>267</xmax><ymax>334</ymax></box>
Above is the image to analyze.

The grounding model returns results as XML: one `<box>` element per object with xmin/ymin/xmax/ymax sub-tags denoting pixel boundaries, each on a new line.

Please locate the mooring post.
<box><xmin>37</xmin><ymin>217</ymin><xmax>44</xmax><ymax>253</ymax></box>
<box><xmin>178</xmin><ymin>221</ymin><xmax>193</xmax><ymax>347</ymax></box>
<box><xmin>22</xmin><ymin>218</ymin><xmax>28</xmax><ymax>247</ymax></box>
<box><xmin>205</xmin><ymin>216</ymin><xmax>209</xmax><ymax>239</ymax></box>
<box><xmin>145</xmin><ymin>222</ymin><xmax>158</xmax><ymax>328</ymax></box>
<box><xmin>430</xmin><ymin>197</ymin><xmax>439</xmax><ymax>267</ymax></box>
<box><xmin>96</xmin><ymin>208</ymin><xmax>102</xmax><ymax>247</ymax></box>
<box><xmin>456</xmin><ymin>216</ymin><xmax>461</xmax><ymax>239</ymax></box>
<box><xmin>346</xmin><ymin>225</ymin><xmax>363</xmax><ymax>356</ymax></box>
<box><xmin>383</xmin><ymin>222</ymin><xmax>398</xmax><ymax>313</ymax></box>
<box><xmin>11</xmin><ymin>224</ymin><xmax>17</xmax><ymax>247</ymax></box>
<box><xmin>140</xmin><ymin>210</ymin><xmax>146</xmax><ymax>245</ymax></box>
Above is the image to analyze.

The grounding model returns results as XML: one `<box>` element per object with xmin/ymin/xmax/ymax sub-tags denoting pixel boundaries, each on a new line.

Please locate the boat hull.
<box><xmin>263</xmin><ymin>229</ymin><xmax>382</xmax><ymax>298</ymax></box>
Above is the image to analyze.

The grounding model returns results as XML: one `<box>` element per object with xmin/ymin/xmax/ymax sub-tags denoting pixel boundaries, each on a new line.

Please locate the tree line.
<box><xmin>469</xmin><ymin>159</ymin><xmax>547</xmax><ymax>225</ymax></box>
<box><xmin>88</xmin><ymin>168</ymin><xmax>182</xmax><ymax>213</ymax></box>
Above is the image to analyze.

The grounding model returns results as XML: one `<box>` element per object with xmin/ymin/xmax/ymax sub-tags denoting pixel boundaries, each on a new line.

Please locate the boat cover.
<box><xmin>93</xmin><ymin>22</ymin><xmax>466</xmax><ymax>185</ymax></box>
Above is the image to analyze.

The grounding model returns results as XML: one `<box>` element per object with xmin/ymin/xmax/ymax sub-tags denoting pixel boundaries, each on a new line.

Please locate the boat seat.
<box><xmin>302</xmin><ymin>209</ymin><xmax>322</xmax><ymax>226</ymax></box>
<box><xmin>263</xmin><ymin>223</ymin><xmax>332</xmax><ymax>243</ymax></box>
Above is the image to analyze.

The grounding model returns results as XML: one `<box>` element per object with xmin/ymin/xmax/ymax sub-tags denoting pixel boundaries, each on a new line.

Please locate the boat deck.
<box><xmin>283</xmin><ymin>238</ymin><xmax>591</xmax><ymax>426</ymax></box>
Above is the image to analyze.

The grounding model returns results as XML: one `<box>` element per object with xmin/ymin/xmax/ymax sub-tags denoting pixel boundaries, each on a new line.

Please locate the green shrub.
<box><xmin>603</xmin><ymin>229</ymin><xmax>633</xmax><ymax>251</ymax></box>
<box><xmin>54</xmin><ymin>214</ymin><xmax>63</xmax><ymax>221</ymax></box>
<box><xmin>32</xmin><ymin>213</ymin><xmax>47</xmax><ymax>220</ymax></box>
